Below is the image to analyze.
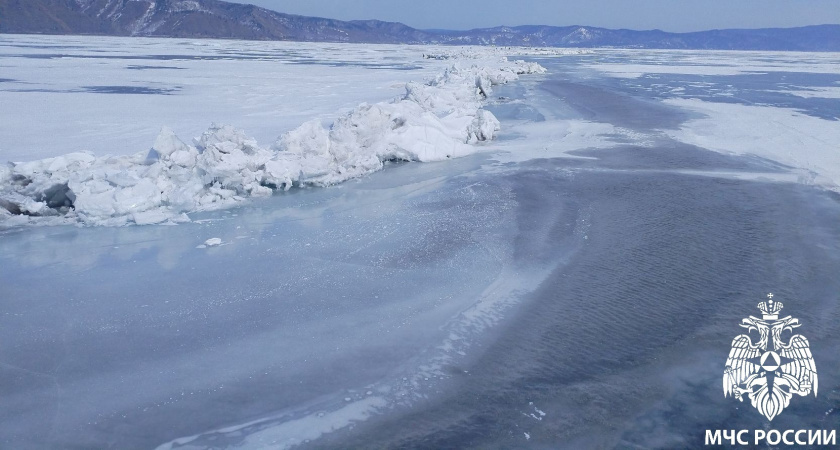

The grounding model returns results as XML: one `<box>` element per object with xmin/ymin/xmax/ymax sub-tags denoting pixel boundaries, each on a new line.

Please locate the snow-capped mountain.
<box><xmin>1</xmin><ymin>0</ymin><xmax>838</xmax><ymax>51</ymax></box>
<box><xmin>0</xmin><ymin>0</ymin><xmax>439</xmax><ymax>42</ymax></box>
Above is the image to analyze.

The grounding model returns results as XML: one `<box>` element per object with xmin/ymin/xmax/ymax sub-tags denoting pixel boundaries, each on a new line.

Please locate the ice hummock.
<box><xmin>0</xmin><ymin>58</ymin><xmax>545</xmax><ymax>227</ymax></box>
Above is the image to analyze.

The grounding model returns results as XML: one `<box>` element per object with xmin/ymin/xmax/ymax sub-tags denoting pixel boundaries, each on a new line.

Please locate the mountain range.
<box><xmin>1</xmin><ymin>0</ymin><xmax>838</xmax><ymax>51</ymax></box>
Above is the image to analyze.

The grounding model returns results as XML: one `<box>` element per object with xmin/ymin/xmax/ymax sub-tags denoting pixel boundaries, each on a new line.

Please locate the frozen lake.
<box><xmin>0</xmin><ymin>35</ymin><xmax>450</xmax><ymax>162</ymax></box>
<box><xmin>1</xmin><ymin>36</ymin><xmax>840</xmax><ymax>449</ymax></box>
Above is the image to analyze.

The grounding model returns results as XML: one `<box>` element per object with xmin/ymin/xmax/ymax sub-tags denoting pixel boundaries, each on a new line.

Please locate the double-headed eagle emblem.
<box><xmin>723</xmin><ymin>293</ymin><xmax>818</xmax><ymax>421</ymax></box>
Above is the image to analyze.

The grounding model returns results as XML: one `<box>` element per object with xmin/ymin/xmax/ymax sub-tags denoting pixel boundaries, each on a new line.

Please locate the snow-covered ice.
<box><xmin>783</xmin><ymin>86</ymin><xmax>840</xmax><ymax>99</ymax></box>
<box><xmin>6</xmin><ymin>41</ymin><xmax>837</xmax><ymax>229</ymax></box>
<box><xmin>583</xmin><ymin>49</ymin><xmax>840</xmax><ymax>78</ymax></box>
<box><xmin>662</xmin><ymin>98</ymin><xmax>840</xmax><ymax>191</ymax></box>
<box><xmin>0</xmin><ymin>38</ymin><xmax>545</xmax><ymax>227</ymax></box>
<box><xmin>0</xmin><ymin>35</ymin><xmax>450</xmax><ymax>162</ymax></box>
<box><xmin>572</xmin><ymin>49</ymin><xmax>840</xmax><ymax>192</ymax></box>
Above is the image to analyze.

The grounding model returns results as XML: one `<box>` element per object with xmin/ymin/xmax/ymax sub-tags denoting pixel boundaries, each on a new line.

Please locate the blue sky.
<box><xmin>226</xmin><ymin>0</ymin><xmax>840</xmax><ymax>32</ymax></box>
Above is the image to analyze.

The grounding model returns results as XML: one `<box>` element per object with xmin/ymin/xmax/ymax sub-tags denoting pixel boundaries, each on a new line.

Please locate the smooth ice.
<box><xmin>0</xmin><ymin>150</ymin><xmax>577</xmax><ymax>449</ymax></box>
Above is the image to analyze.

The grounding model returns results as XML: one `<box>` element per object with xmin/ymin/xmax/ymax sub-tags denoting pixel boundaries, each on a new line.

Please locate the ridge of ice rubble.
<box><xmin>423</xmin><ymin>47</ymin><xmax>591</xmax><ymax>60</ymax></box>
<box><xmin>0</xmin><ymin>58</ymin><xmax>546</xmax><ymax>227</ymax></box>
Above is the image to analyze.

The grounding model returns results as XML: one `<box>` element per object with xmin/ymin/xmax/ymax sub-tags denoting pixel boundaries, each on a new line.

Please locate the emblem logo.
<box><xmin>723</xmin><ymin>293</ymin><xmax>818</xmax><ymax>421</ymax></box>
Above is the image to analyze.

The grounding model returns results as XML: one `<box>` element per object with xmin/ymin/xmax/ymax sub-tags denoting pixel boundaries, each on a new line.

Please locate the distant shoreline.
<box><xmin>1</xmin><ymin>0</ymin><xmax>838</xmax><ymax>52</ymax></box>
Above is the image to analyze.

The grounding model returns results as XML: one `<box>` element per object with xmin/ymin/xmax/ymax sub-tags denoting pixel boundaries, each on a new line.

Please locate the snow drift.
<box><xmin>0</xmin><ymin>58</ymin><xmax>545</xmax><ymax>227</ymax></box>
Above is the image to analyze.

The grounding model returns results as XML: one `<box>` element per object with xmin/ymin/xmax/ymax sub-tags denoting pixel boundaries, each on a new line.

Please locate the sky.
<box><xmin>225</xmin><ymin>0</ymin><xmax>840</xmax><ymax>32</ymax></box>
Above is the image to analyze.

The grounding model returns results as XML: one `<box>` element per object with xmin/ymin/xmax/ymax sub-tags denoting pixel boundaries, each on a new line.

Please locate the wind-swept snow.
<box><xmin>583</xmin><ymin>50</ymin><xmax>840</xmax><ymax>78</ymax></box>
<box><xmin>156</xmin><ymin>396</ymin><xmax>388</xmax><ymax>450</ymax></box>
<box><xmin>663</xmin><ymin>98</ymin><xmax>840</xmax><ymax>191</ymax></box>
<box><xmin>0</xmin><ymin>57</ymin><xmax>545</xmax><ymax>227</ymax></box>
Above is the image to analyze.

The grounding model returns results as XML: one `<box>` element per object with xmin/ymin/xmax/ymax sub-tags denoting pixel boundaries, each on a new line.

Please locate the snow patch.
<box><xmin>171</xmin><ymin>1</ymin><xmax>204</xmax><ymax>12</ymax></box>
<box><xmin>155</xmin><ymin>396</ymin><xmax>387</xmax><ymax>450</ymax></box>
<box><xmin>663</xmin><ymin>98</ymin><xmax>840</xmax><ymax>192</ymax></box>
<box><xmin>423</xmin><ymin>46</ymin><xmax>589</xmax><ymax>60</ymax></box>
<box><xmin>782</xmin><ymin>86</ymin><xmax>840</xmax><ymax>99</ymax></box>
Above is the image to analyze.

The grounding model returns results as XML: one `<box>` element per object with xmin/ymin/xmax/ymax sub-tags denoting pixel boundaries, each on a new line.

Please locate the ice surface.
<box><xmin>663</xmin><ymin>98</ymin><xmax>840</xmax><ymax>191</ymax></box>
<box><xmin>559</xmin><ymin>50</ymin><xmax>840</xmax><ymax>193</ymax></box>
<box><xmin>583</xmin><ymin>49</ymin><xmax>840</xmax><ymax>78</ymax></box>
<box><xmin>783</xmin><ymin>86</ymin><xmax>840</xmax><ymax>99</ymax></box>
<box><xmin>3</xmin><ymin>40</ymin><xmax>840</xmax><ymax>450</ymax></box>
<box><xmin>0</xmin><ymin>35</ymin><xmax>558</xmax><ymax>163</ymax></box>
<box><xmin>0</xmin><ymin>47</ymin><xmax>545</xmax><ymax>227</ymax></box>
<box><xmin>0</xmin><ymin>149</ymin><xmax>572</xmax><ymax>449</ymax></box>
<box><xmin>0</xmin><ymin>35</ymin><xmax>451</xmax><ymax>162</ymax></box>
<box><xmin>156</xmin><ymin>396</ymin><xmax>388</xmax><ymax>450</ymax></box>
